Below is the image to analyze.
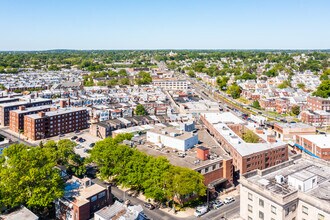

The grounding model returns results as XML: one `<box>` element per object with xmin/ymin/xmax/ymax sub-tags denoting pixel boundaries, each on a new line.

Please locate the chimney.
<box><xmin>60</xmin><ymin>100</ymin><xmax>67</xmax><ymax>108</ymax></box>
<box><xmin>38</xmin><ymin>111</ymin><xmax>46</xmax><ymax>117</ymax></box>
<box><xmin>196</xmin><ymin>146</ymin><xmax>210</xmax><ymax>161</ymax></box>
<box><xmin>267</xmin><ymin>135</ymin><xmax>276</xmax><ymax>143</ymax></box>
<box><xmin>19</xmin><ymin>106</ymin><xmax>26</xmax><ymax>111</ymax></box>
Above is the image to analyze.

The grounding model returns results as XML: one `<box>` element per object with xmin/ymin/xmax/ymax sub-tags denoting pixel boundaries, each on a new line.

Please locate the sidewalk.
<box><xmin>118</xmin><ymin>186</ymin><xmax>195</xmax><ymax>218</ymax></box>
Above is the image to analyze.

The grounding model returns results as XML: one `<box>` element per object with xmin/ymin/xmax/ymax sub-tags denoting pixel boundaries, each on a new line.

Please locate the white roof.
<box><xmin>202</xmin><ymin>112</ymin><xmax>245</xmax><ymax>124</ymax></box>
<box><xmin>299</xmin><ymin>134</ymin><xmax>330</xmax><ymax>149</ymax></box>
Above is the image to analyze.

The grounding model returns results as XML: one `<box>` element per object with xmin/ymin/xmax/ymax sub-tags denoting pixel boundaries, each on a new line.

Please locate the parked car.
<box><xmin>59</xmin><ymin>134</ymin><xmax>65</xmax><ymax>137</ymax></box>
<box><xmin>127</xmin><ymin>190</ymin><xmax>138</xmax><ymax>197</ymax></box>
<box><xmin>75</xmin><ymin>130</ymin><xmax>80</xmax><ymax>134</ymax></box>
<box><xmin>213</xmin><ymin>200</ymin><xmax>224</xmax><ymax>209</ymax></box>
<box><xmin>144</xmin><ymin>202</ymin><xmax>155</xmax><ymax>210</ymax></box>
<box><xmin>71</xmin><ymin>136</ymin><xmax>78</xmax><ymax>140</ymax></box>
<box><xmin>76</xmin><ymin>137</ymin><xmax>82</xmax><ymax>142</ymax></box>
<box><xmin>89</xmin><ymin>143</ymin><xmax>95</xmax><ymax>148</ymax></box>
<box><xmin>224</xmin><ymin>197</ymin><xmax>235</xmax><ymax>204</ymax></box>
<box><xmin>80</xmin><ymin>138</ymin><xmax>86</xmax><ymax>143</ymax></box>
<box><xmin>194</xmin><ymin>206</ymin><xmax>208</xmax><ymax>217</ymax></box>
<box><xmin>124</xmin><ymin>199</ymin><xmax>131</xmax><ymax>206</ymax></box>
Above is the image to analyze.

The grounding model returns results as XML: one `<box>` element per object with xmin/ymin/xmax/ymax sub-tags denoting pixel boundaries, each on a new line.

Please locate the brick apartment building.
<box><xmin>299</xmin><ymin>110</ymin><xmax>330</xmax><ymax>126</ymax></box>
<box><xmin>307</xmin><ymin>96</ymin><xmax>330</xmax><ymax>111</ymax></box>
<box><xmin>24</xmin><ymin>107</ymin><xmax>88</xmax><ymax>140</ymax></box>
<box><xmin>259</xmin><ymin>98</ymin><xmax>276</xmax><ymax>111</ymax></box>
<box><xmin>0</xmin><ymin>98</ymin><xmax>52</xmax><ymax>126</ymax></box>
<box><xmin>201</xmin><ymin>113</ymin><xmax>288</xmax><ymax>174</ymax></box>
<box><xmin>273</xmin><ymin>122</ymin><xmax>316</xmax><ymax>141</ymax></box>
<box><xmin>56</xmin><ymin>176</ymin><xmax>112</xmax><ymax>220</ymax></box>
<box><xmin>275</xmin><ymin>98</ymin><xmax>290</xmax><ymax>114</ymax></box>
<box><xmin>294</xmin><ymin>134</ymin><xmax>330</xmax><ymax>160</ymax></box>
<box><xmin>9</xmin><ymin>105</ymin><xmax>51</xmax><ymax>133</ymax></box>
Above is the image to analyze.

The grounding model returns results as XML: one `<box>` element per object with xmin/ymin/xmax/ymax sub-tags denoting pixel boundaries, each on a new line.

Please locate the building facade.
<box><xmin>295</xmin><ymin>134</ymin><xmax>330</xmax><ymax>160</ymax></box>
<box><xmin>9</xmin><ymin>105</ymin><xmax>51</xmax><ymax>133</ymax></box>
<box><xmin>273</xmin><ymin>122</ymin><xmax>316</xmax><ymax>141</ymax></box>
<box><xmin>240</xmin><ymin>155</ymin><xmax>330</xmax><ymax>220</ymax></box>
<box><xmin>0</xmin><ymin>98</ymin><xmax>52</xmax><ymax>126</ymax></box>
<box><xmin>24</xmin><ymin>108</ymin><xmax>88</xmax><ymax>140</ymax></box>
<box><xmin>307</xmin><ymin>96</ymin><xmax>330</xmax><ymax>111</ymax></box>
<box><xmin>152</xmin><ymin>79</ymin><xmax>189</xmax><ymax>90</ymax></box>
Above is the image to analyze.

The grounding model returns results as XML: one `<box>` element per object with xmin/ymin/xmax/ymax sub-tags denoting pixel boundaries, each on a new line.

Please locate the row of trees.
<box><xmin>88</xmin><ymin>134</ymin><xmax>206</xmax><ymax>205</ymax></box>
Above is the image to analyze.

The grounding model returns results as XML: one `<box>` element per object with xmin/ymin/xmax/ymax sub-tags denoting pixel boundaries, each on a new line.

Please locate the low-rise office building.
<box><xmin>295</xmin><ymin>134</ymin><xmax>330</xmax><ymax>160</ymax></box>
<box><xmin>146</xmin><ymin>125</ymin><xmax>198</xmax><ymax>151</ymax></box>
<box><xmin>24</xmin><ymin>107</ymin><xmax>88</xmax><ymax>140</ymax></box>
<box><xmin>0</xmin><ymin>98</ymin><xmax>52</xmax><ymax>126</ymax></box>
<box><xmin>152</xmin><ymin>79</ymin><xmax>189</xmax><ymax>90</ymax></box>
<box><xmin>240</xmin><ymin>155</ymin><xmax>330</xmax><ymax>220</ymax></box>
<box><xmin>274</xmin><ymin>122</ymin><xmax>316</xmax><ymax>141</ymax></box>
<box><xmin>201</xmin><ymin>112</ymin><xmax>288</xmax><ymax>174</ymax></box>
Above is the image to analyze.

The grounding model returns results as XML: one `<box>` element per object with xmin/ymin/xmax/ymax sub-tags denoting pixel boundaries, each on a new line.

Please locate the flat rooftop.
<box><xmin>26</xmin><ymin>107</ymin><xmax>86</xmax><ymax>119</ymax></box>
<box><xmin>63</xmin><ymin>176</ymin><xmax>105</xmax><ymax>207</ymax></box>
<box><xmin>0</xmin><ymin>206</ymin><xmax>38</xmax><ymax>220</ymax></box>
<box><xmin>0</xmin><ymin>98</ymin><xmax>51</xmax><ymax>108</ymax></box>
<box><xmin>244</xmin><ymin>156</ymin><xmax>330</xmax><ymax>200</ymax></box>
<box><xmin>147</xmin><ymin>125</ymin><xmax>196</xmax><ymax>141</ymax></box>
<box><xmin>137</xmin><ymin>129</ymin><xmax>231</xmax><ymax>170</ymax></box>
<box><xmin>215</xmin><ymin>122</ymin><xmax>286</xmax><ymax>156</ymax></box>
<box><xmin>298</xmin><ymin>134</ymin><xmax>330</xmax><ymax>149</ymax></box>
<box><xmin>202</xmin><ymin>112</ymin><xmax>245</xmax><ymax>124</ymax></box>
<box><xmin>10</xmin><ymin>105</ymin><xmax>52</xmax><ymax>114</ymax></box>
<box><xmin>275</xmin><ymin>122</ymin><xmax>315</xmax><ymax>129</ymax></box>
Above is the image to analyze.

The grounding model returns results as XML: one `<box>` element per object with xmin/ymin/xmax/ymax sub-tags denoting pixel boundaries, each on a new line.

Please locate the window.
<box><xmin>318</xmin><ymin>214</ymin><xmax>325</xmax><ymax>220</ymax></box>
<box><xmin>259</xmin><ymin>211</ymin><xmax>264</xmax><ymax>220</ymax></box>
<box><xmin>259</xmin><ymin>199</ymin><xmax>264</xmax><ymax>207</ymax></box>
<box><xmin>271</xmin><ymin>205</ymin><xmax>276</xmax><ymax>214</ymax></box>
<box><xmin>248</xmin><ymin>204</ymin><xmax>253</xmax><ymax>213</ymax></box>
<box><xmin>302</xmin><ymin>206</ymin><xmax>308</xmax><ymax>215</ymax></box>
<box><xmin>91</xmin><ymin>195</ymin><xmax>97</xmax><ymax>202</ymax></box>
<box><xmin>98</xmin><ymin>191</ymin><xmax>106</xmax><ymax>198</ymax></box>
<box><xmin>248</xmin><ymin>192</ymin><xmax>253</xmax><ymax>201</ymax></box>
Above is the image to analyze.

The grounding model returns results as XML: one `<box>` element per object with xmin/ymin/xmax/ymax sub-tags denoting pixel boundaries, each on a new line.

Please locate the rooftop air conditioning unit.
<box><xmin>275</xmin><ymin>175</ymin><xmax>285</xmax><ymax>184</ymax></box>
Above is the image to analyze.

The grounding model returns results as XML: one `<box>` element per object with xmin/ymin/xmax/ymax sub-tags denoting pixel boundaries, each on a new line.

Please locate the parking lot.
<box><xmin>44</xmin><ymin>129</ymin><xmax>101</xmax><ymax>158</ymax></box>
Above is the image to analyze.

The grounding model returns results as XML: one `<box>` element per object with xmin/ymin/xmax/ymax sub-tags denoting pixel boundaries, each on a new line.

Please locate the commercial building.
<box><xmin>152</xmin><ymin>79</ymin><xmax>189</xmax><ymax>90</ymax></box>
<box><xmin>299</xmin><ymin>110</ymin><xmax>330</xmax><ymax>126</ymax></box>
<box><xmin>240</xmin><ymin>155</ymin><xmax>330</xmax><ymax>220</ymax></box>
<box><xmin>294</xmin><ymin>134</ymin><xmax>330</xmax><ymax>160</ymax></box>
<box><xmin>307</xmin><ymin>96</ymin><xmax>330</xmax><ymax>111</ymax></box>
<box><xmin>94</xmin><ymin>201</ymin><xmax>144</xmax><ymax>220</ymax></box>
<box><xmin>55</xmin><ymin>176</ymin><xmax>112</xmax><ymax>220</ymax></box>
<box><xmin>0</xmin><ymin>98</ymin><xmax>52</xmax><ymax>126</ymax></box>
<box><xmin>0</xmin><ymin>206</ymin><xmax>39</xmax><ymax>220</ymax></box>
<box><xmin>179</xmin><ymin>100</ymin><xmax>220</xmax><ymax>115</ymax></box>
<box><xmin>273</xmin><ymin>122</ymin><xmax>316</xmax><ymax>141</ymax></box>
<box><xmin>9</xmin><ymin>105</ymin><xmax>51</xmax><ymax>133</ymax></box>
<box><xmin>146</xmin><ymin>125</ymin><xmax>198</xmax><ymax>151</ymax></box>
<box><xmin>24</xmin><ymin>107</ymin><xmax>88</xmax><ymax>140</ymax></box>
<box><xmin>201</xmin><ymin>112</ymin><xmax>288</xmax><ymax>174</ymax></box>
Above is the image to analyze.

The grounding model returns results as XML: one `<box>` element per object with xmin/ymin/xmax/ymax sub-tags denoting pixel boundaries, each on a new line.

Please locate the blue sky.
<box><xmin>0</xmin><ymin>0</ymin><xmax>329</xmax><ymax>50</ymax></box>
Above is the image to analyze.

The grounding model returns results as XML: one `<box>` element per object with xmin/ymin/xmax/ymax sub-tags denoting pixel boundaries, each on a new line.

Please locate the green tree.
<box><xmin>227</xmin><ymin>83</ymin><xmax>241</xmax><ymax>99</ymax></box>
<box><xmin>216</xmin><ymin>76</ymin><xmax>229</xmax><ymax>91</ymax></box>
<box><xmin>313</xmin><ymin>80</ymin><xmax>330</xmax><ymax>98</ymax></box>
<box><xmin>187</xmin><ymin>70</ymin><xmax>196</xmax><ymax>78</ymax></box>
<box><xmin>278</xmin><ymin>80</ymin><xmax>291</xmax><ymax>89</ymax></box>
<box><xmin>0</xmin><ymin>144</ymin><xmax>64</xmax><ymax>209</ymax></box>
<box><xmin>297</xmin><ymin>83</ymin><xmax>305</xmax><ymax>90</ymax></box>
<box><xmin>120</xmin><ymin>78</ymin><xmax>130</xmax><ymax>85</ymax></box>
<box><xmin>291</xmin><ymin>105</ymin><xmax>301</xmax><ymax>115</ymax></box>
<box><xmin>242</xmin><ymin>130</ymin><xmax>259</xmax><ymax>143</ymax></box>
<box><xmin>135</xmin><ymin>104</ymin><xmax>147</xmax><ymax>116</ymax></box>
<box><xmin>136</xmin><ymin>71</ymin><xmax>152</xmax><ymax>85</ymax></box>
<box><xmin>252</xmin><ymin>100</ymin><xmax>261</xmax><ymax>109</ymax></box>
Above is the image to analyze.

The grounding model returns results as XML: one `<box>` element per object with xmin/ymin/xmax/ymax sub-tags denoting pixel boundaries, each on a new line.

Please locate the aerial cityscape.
<box><xmin>0</xmin><ymin>1</ymin><xmax>329</xmax><ymax>220</ymax></box>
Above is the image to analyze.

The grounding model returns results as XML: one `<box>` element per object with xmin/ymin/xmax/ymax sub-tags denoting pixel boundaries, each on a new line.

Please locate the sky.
<box><xmin>0</xmin><ymin>0</ymin><xmax>330</xmax><ymax>50</ymax></box>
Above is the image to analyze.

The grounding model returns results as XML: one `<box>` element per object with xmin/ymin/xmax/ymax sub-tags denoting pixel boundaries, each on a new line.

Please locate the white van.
<box><xmin>194</xmin><ymin>206</ymin><xmax>208</xmax><ymax>217</ymax></box>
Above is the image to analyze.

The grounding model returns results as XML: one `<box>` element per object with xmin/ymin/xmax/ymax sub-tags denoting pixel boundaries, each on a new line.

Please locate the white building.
<box><xmin>240</xmin><ymin>155</ymin><xmax>330</xmax><ymax>220</ymax></box>
<box><xmin>146</xmin><ymin>125</ymin><xmax>198</xmax><ymax>151</ymax></box>
<box><xmin>152</xmin><ymin>79</ymin><xmax>189</xmax><ymax>90</ymax></box>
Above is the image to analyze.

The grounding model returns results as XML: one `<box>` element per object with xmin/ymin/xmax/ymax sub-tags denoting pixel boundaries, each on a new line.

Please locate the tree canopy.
<box><xmin>313</xmin><ymin>80</ymin><xmax>330</xmax><ymax>98</ymax></box>
<box><xmin>88</xmin><ymin>134</ymin><xmax>206</xmax><ymax>204</ymax></box>
<box><xmin>135</xmin><ymin>104</ymin><xmax>148</xmax><ymax>116</ymax></box>
<box><xmin>227</xmin><ymin>83</ymin><xmax>241</xmax><ymax>99</ymax></box>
